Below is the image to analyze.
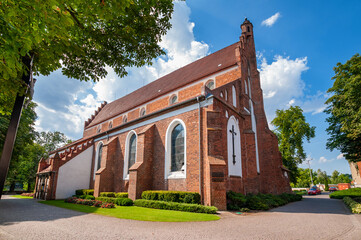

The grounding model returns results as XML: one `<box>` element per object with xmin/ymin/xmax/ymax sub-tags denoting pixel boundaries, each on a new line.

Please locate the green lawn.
<box><xmin>40</xmin><ymin>200</ymin><xmax>220</xmax><ymax>222</ymax></box>
<box><xmin>11</xmin><ymin>195</ymin><xmax>33</xmax><ymax>199</ymax></box>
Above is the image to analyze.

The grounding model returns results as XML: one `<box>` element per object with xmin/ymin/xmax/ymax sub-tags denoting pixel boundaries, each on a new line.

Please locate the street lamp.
<box><xmin>306</xmin><ymin>158</ymin><xmax>314</xmax><ymax>187</ymax></box>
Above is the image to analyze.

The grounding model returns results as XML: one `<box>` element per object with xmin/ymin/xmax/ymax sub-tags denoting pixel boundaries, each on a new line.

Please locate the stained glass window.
<box><xmin>128</xmin><ymin>134</ymin><xmax>136</xmax><ymax>174</ymax></box>
<box><xmin>171</xmin><ymin>124</ymin><xmax>184</xmax><ymax>172</ymax></box>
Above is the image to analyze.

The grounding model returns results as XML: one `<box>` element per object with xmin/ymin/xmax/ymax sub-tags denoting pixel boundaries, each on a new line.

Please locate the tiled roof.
<box><xmin>86</xmin><ymin>42</ymin><xmax>239</xmax><ymax>128</ymax></box>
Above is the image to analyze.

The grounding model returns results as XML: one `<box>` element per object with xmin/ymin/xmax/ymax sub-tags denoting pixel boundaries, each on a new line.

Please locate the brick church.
<box><xmin>35</xmin><ymin>19</ymin><xmax>291</xmax><ymax>210</ymax></box>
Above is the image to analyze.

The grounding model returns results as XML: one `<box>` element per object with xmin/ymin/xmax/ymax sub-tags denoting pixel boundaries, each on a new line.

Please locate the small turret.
<box><xmin>241</xmin><ymin>17</ymin><xmax>253</xmax><ymax>35</ymax></box>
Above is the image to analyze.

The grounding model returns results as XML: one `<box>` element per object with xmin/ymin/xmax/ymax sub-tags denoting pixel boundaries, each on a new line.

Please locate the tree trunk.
<box><xmin>0</xmin><ymin>55</ymin><xmax>33</xmax><ymax>199</ymax></box>
<box><xmin>9</xmin><ymin>182</ymin><xmax>15</xmax><ymax>192</ymax></box>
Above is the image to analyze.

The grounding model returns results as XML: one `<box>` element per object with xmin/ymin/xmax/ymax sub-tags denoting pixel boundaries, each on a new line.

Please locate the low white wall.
<box><xmin>56</xmin><ymin>146</ymin><xmax>93</xmax><ymax>199</ymax></box>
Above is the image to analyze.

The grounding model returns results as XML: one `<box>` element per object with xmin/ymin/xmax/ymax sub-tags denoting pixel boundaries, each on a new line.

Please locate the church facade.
<box><xmin>35</xmin><ymin>19</ymin><xmax>291</xmax><ymax>210</ymax></box>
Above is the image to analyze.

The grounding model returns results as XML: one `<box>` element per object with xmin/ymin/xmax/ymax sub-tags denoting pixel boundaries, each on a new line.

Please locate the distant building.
<box><xmin>34</xmin><ymin>19</ymin><xmax>291</xmax><ymax>210</ymax></box>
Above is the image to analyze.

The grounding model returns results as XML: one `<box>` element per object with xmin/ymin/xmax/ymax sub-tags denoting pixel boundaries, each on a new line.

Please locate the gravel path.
<box><xmin>1</xmin><ymin>194</ymin><xmax>361</xmax><ymax>240</ymax></box>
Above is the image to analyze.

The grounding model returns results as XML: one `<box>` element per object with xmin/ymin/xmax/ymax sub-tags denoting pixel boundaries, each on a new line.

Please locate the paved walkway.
<box><xmin>1</xmin><ymin>194</ymin><xmax>361</xmax><ymax>240</ymax></box>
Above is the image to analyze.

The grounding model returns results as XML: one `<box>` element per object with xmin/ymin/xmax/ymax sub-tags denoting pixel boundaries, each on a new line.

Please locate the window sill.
<box><xmin>166</xmin><ymin>171</ymin><xmax>186</xmax><ymax>179</ymax></box>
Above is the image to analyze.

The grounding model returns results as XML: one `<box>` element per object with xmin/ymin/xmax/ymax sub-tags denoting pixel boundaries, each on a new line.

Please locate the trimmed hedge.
<box><xmin>227</xmin><ymin>191</ymin><xmax>302</xmax><ymax>211</ymax></box>
<box><xmin>96</xmin><ymin>197</ymin><xmax>117</xmax><ymax>204</ymax></box>
<box><xmin>343</xmin><ymin>197</ymin><xmax>361</xmax><ymax>214</ymax></box>
<box><xmin>99</xmin><ymin>192</ymin><xmax>128</xmax><ymax>198</ymax></box>
<box><xmin>115</xmin><ymin>192</ymin><xmax>128</xmax><ymax>198</ymax></box>
<box><xmin>96</xmin><ymin>197</ymin><xmax>133</xmax><ymax>206</ymax></box>
<box><xmin>115</xmin><ymin>198</ymin><xmax>133</xmax><ymax>206</ymax></box>
<box><xmin>141</xmin><ymin>191</ymin><xmax>201</xmax><ymax>204</ymax></box>
<box><xmin>77</xmin><ymin>195</ymin><xmax>95</xmax><ymax>200</ymax></box>
<box><xmin>64</xmin><ymin>197</ymin><xmax>114</xmax><ymax>208</ymax></box>
<box><xmin>99</xmin><ymin>192</ymin><xmax>116</xmax><ymax>197</ymax></box>
<box><xmin>330</xmin><ymin>188</ymin><xmax>361</xmax><ymax>199</ymax></box>
<box><xmin>134</xmin><ymin>199</ymin><xmax>217</xmax><ymax>214</ymax></box>
<box><xmin>75</xmin><ymin>189</ymin><xmax>94</xmax><ymax>196</ymax></box>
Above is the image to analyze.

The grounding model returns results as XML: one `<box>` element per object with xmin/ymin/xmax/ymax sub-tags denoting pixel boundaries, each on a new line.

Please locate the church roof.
<box><xmin>86</xmin><ymin>42</ymin><xmax>239</xmax><ymax>128</ymax></box>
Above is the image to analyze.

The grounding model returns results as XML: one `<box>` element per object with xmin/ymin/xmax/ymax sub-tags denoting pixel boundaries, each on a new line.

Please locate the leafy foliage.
<box><xmin>291</xmin><ymin>168</ymin><xmax>317</xmax><ymax>188</ymax></box>
<box><xmin>134</xmin><ymin>199</ymin><xmax>218</xmax><ymax>214</ymax></box>
<box><xmin>226</xmin><ymin>191</ymin><xmax>302</xmax><ymax>211</ymax></box>
<box><xmin>141</xmin><ymin>190</ymin><xmax>201</xmax><ymax>204</ymax></box>
<box><xmin>271</xmin><ymin>106</ymin><xmax>316</xmax><ymax>183</ymax></box>
<box><xmin>0</xmin><ymin>102</ymin><xmax>38</xmax><ymax>190</ymax></box>
<box><xmin>325</xmin><ymin>53</ymin><xmax>361</xmax><ymax>162</ymax></box>
<box><xmin>329</xmin><ymin>188</ymin><xmax>361</xmax><ymax>199</ymax></box>
<box><xmin>343</xmin><ymin>197</ymin><xmax>361</xmax><ymax>214</ymax></box>
<box><xmin>35</xmin><ymin>131</ymin><xmax>71</xmax><ymax>157</ymax></box>
<box><xmin>0</xmin><ymin>0</ymin><xmax>174</xmax><ymax>114</ymax></box>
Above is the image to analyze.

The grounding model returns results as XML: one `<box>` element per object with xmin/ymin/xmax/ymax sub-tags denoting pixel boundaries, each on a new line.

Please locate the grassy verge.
<box><xmin>40</xmin><ymin>200</ymin><xmax>220</xmax><ymax>222</ymax></box>
<box><xmin>11</xmin><ymin>195</ymin><xmax>33</xmax><ymax>199</ymax></box>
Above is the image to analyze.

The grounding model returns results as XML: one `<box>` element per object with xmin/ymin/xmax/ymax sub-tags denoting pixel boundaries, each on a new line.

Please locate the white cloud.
<box><xmin>262</xmin><ymin>12</ymin><xmax>281</xmax><ymax>27</ymax></box>
<box><xmin>337</xmin><ymin>154</ymin><xmax>344</xmax><ymax>160</ymax></box>
<box><xmin>319</xmin><ymin>156</ymin><xmax>334</xmax><ymax>163</ymax></box>
<box><xmin>319</xmin><ymin>156</ymin><xmax>328</xmax><ymax>163</ymax></box>
<box><xmin>259</xmin><ymin>55</ymin><xmax>308</xmax><ymax>122</ymax></box>
<box><xmin>33</xmin><ymin>1</ymin><xmax>209</xmax><ymax>140</ymax></box>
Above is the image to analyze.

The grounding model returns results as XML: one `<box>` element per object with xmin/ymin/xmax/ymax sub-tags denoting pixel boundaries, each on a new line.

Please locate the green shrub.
<box><xmin>245</xmin><ymin>195</ymin><xmax>270</xmax><ymax>210</ymax></box>
<box><xmin>99</xmin><ymin>192</ymin><xmax>116</xmax><ymax>197</ymax></box>
<box><xmin>115</xmin><ymin>198</ymin><xmax>133</xmax><ymax>206</ymax></box>
<box><xmin>343</xmin><ymin>197</ymin><xmax>361</xmax><ymax>214</ymax></box>
<box><xmin>84</xmin><ymin>195</ymin><xmax>95</xmax><ymax>200</ymax></box>
<box><xmin>141</xmin><ymin>191</ymin><xmax>201</xmax><ymax>204</ymax></box>
<box><xmin>240</xmin><ymin>208</ymin><xmax>250</xmax><ymax>212</ymax></box>
<box><xmin>134</xmin><ymin>199</ymin><xmax>217</xmax><ymax>214</ymax></box>
<box><xmin>115</xmin><ymin>192</ymin><xmax>128</xmax><ymax>198</ymax></box>
<box><xmin>75</xmin><ymin>189</ymin><xmax>94</xmax><ymax>196</ymax></box>
<box><xmin>227</xmin><ymin>191</ymin><xmax>302</xmax><ymax>211</ymax></box>
<box><xmin>96</xmin><ymin>197</ymin><xmax>117</xmax><ymax>204</ymax></box>
<box><xmin>227</xmin><ymin>191</ymin><xmax>247</xmax><ymax>208</ymax></box>
<box><xmin>330</xmin><ymin>188</ymin><xmax>361</xmax><ymax>199</ymax></box>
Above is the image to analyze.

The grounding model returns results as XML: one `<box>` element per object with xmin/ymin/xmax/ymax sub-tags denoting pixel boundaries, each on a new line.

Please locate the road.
<box><xmin>1</xmin><ymin>193</ymin><xmax>361</xmax><ymax>240</ymax></box>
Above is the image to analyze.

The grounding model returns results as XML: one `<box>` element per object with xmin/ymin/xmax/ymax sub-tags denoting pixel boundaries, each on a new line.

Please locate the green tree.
<box><xmin>330</xmin><ymin>170</ymin><xmax>340</xmax><ymax>184</ymax></box>
<box><xmin>271</xmin><ymin>106</ymin><xmax>316</xmax><ymax>184</ymax></box>
<box><xmin>17</xmin><ymin>143</ymin><xmax>46</xmax><ymax>191</ymax></box>
<box><xmin>0</xmin><ymin>103</ymin><xmax>37</xmax><ymax>191</ymax></box>
<box><xmin>325</xmin><ymin>53</ymin><xmax>361</xmax><ymax>162</ymax></box>
<box><xmin>293</xmin><ymin>168</ymin><xmax>316</xmax><ymax>188</ymax></box>
<box><xmin>0</xmin><ymin>0</ymin><xmax>174</xmax><ymax>114</ymax></box>
<box><xmin>325</xmin><ymin>178</ymin><xmax>329</xmax><ymax>191</ymax></box>
<box><xmin>35</xmin><ymin>131</ymin><xmax>71</xmax><ymax>158</ymax></box>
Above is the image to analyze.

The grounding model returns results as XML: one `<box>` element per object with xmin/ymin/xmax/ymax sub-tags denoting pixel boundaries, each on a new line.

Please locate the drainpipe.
<box><xmin>196</xmin><ymin>96</ymin><xmax>203</xmax><ymax>204</ymax></box>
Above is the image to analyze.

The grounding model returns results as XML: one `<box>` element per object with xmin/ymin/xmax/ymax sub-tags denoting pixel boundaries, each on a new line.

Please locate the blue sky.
<box><xmin>33</xmin><ymin>1</ymin><xmax>361</xmax><ymax>175</ymax></box>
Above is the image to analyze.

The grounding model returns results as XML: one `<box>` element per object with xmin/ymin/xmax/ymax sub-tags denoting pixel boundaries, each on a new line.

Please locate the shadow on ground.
<box><xmin>0</xmin><ymin>195</ymin><xmax>93</xmax><ymax>226</ymax></box>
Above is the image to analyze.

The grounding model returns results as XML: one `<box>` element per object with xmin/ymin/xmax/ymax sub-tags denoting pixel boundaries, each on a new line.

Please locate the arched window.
<box><xmin>171</xmin><ymin>124</ymin><xmax>184</xmax><ymax>172</ymax></box>
<box><xmin>205</xmin><ymin>80</ymin><xmax>215</xmax><ymax>90</ymax></box>
<box><xmin>140</xmin><ymin>108</ymin><xmax>146</xmax><ymax>117</ymax></box>
<box><xmin>225</xmin><ymin>90</ymin><xmax>228</xmax><ymax>101</ymax></box>
<box><xmin>170</xmin><ymin>95</ymin><xmax>178</xmax><ymax>105</ymax></box>
<box><xmin>220</xmin><ymin>92</ymin><xmax>224</xmax><ymax>98</ymax></box>
<box><xmin>232</xmin><ymin>85</ymin><xmax>237</xmax><ymax>107</ymax></box>
<box><xmin>123</xmin><ymin>115</ymin><xmax>127</xmax><ymax>123</ymax></box>
<box><xmin>165</xmin><ymin>119</ymin><xmax>186</xmax><ymax>179</ymax></box>
<box><xmin>245</xmin><ymin>80</ymin><xmax>248</xmax><ymax>95</ymax></box>
<box><xmin>94</xmin><ymin>142</ymin><xmax>103</xmax><ymax>179</ymax></box>
<box><xmin>227</xmin><ymin>116</ymin><xmax>242</xmax><ymax>177</ymax></box>
<box><xmin>108</xmin><ymin>121</ymin><xmax>113</xmax><ymax>129</ymax></box>
<box><xmin>97</xmin><ymin>126</ymin><xmax>101</xmax><ymax>133</ymax></box>
<box><xmin>123</xmin><ymin>131</ymin><xmax>137</xmax><ymax>179</ymax></box>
